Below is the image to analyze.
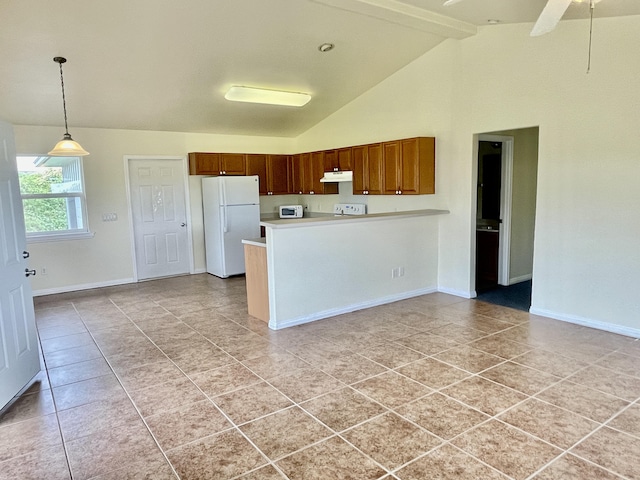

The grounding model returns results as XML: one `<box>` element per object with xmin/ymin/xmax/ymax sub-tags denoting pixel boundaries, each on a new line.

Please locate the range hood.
<box><xmin>320</xmin><ymin>171</ymin><xmax>353</xmax><ymax>183</ymax></box>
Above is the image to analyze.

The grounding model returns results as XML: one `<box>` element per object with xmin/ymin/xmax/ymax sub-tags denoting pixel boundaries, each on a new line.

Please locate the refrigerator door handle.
<box><xmin>221</xmin><ymin>179</ymin><xmax>229</xmax><ymax>233</ymax></box>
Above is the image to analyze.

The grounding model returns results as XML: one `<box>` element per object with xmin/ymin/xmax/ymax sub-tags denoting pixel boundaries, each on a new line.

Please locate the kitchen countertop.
<box><xmin>242</xmin><ymin>237</ymin><xmax>266</xmax><ymax>247</ymax></box>
<box><xmin>261</xmin><ymin>209</ymin><xmax>449</xmax><ymax>229</ymax></box>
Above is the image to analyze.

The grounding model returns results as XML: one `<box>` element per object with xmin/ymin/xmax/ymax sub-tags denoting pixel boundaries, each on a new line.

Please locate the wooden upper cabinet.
<box><xmin>245</xmin><ymin>154</ymin><xmax>268</xmax><ymax>195</ymax></box>
<box><xmin>189</xmin><ymin>153</ymin><xmax>220</xmax><ymax>175</ymax></box>
<box><xmin>337</xmin><ymin>148</ymin><xmax>353</xmax><ymax>171</ymax></box>
<box><xmin>188</xmin><ymin>152</ymin><xmax>246</xmax><ymax>175</ymax></box>
<box><xmin>309</xmin><ymin>152</ymin><xmax>325</xmax><ymax>194</ymax></box>
<box><xmin>290</xmin><ymin>154</ymin><xmax>304</xmax><ymax>194</ymax></box>
<box><xmin>247</xmin><ymin>154</ymin><xmax>292</xmax><ymax>195</ymax></box>
<box><xmin>323</xmin><ymin>148</ymin><xmax>352</xmax><ymax>172</ymax></box>
<box><xmin>383</xmin><ymin>141</ymin><xmax>401</xmax><ymax>195</ymax></box>
<box><xmin>403</xmin><ymin>137</ymin><xmax>435</xmax><ymax>195</ymax></box>
<box><xmin>188</xmin><ymin>136</ymin><xmax>433</xmax><ymax>195</ymax></box>
<box><xmin>381</xmin><ymin>137</ymin><xmax>435</xmax><ymax>195</ymax></box>
<box><xmin>220</xmin><ymin>153</ymin><xmax>246</xmax><ymax>175</ymax></box>
<box><xmin>353</xmin><ymin>144</ymin><xmax>383</xmax><ymax>195</ymax></box>
<box><xmin>267</xmin><ymin>155</ymin><xmax>291</xmax><ymax>195</ymax></box>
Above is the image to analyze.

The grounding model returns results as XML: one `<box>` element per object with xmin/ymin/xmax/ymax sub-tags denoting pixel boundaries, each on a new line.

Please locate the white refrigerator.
<box><xmin>202</xmin><ymin>175</ymin><xmax>260</xmax><ymax>278</ymax></box>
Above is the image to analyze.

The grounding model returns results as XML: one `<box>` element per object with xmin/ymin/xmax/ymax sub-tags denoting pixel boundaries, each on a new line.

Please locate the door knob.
<box><xmin>22</xmin><ymin>251</ymin><xmax>30</xmax><ymax>259</ymax></box>
<box><xmin>25</xmin><ymin>268</ymin><xmax>37</xmax><ymax>277</ymax></box>
<box><xmin>180</xmin><ymin>222</ymin><xmax>186</xmax><ymax>227</ymax></box>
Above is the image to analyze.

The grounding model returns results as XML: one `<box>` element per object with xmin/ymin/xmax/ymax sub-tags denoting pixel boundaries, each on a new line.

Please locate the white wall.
<box><xmin>14</xmin><ymin>126</ymin><xmax>293</xmax><ymax>293</ymax></box>
<box><xmin>266</xmin><ymin>214</ymin><xmax>440</xmax><ymax>329</ymax></box>
<box><xmin>296</xmin><ymin>17</ymin><xmax>640</xmax><ymax>335</ymax></box>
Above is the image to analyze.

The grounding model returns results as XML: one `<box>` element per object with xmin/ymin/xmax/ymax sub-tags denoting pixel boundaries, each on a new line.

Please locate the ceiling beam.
<box><xmin>310</xmin><ymin>0</ymin><xmax>477</xmax><ymax>39</ymax></box>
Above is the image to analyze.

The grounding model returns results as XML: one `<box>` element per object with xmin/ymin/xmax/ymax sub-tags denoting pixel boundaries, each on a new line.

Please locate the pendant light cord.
<box><xmin>587</xmin><ymin>0</ymin><xmax>594</xmax><ymax>74</ymax></box>
<box><xmin>56</xmin><ymin>59</ymin><xmax>70</xmax><ymax>136</ymax></box>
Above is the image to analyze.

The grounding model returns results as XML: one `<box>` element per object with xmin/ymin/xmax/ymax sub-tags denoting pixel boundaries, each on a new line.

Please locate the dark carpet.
<box><xmin>476</xmin><ymin>280</ymin><xmax>532</xmax><ymax>312</ymax></box>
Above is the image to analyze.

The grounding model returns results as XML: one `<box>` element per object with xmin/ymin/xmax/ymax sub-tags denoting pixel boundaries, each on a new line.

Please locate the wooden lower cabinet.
<box><xmin>244</xmin><ymin>244</ymin><xmax>269</xmax><ymax>322</ymax></box>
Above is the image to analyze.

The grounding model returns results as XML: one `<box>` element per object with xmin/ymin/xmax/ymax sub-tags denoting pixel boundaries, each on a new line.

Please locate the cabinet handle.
<box><xmin>25</xmin><ymin>268</ymin><xmax>36</xmax><ymax>277</ymax></box>
<box><xmin>23</xmin><ymin>251</ymin><xmax>30</xmax><ymax>259</ymax></box>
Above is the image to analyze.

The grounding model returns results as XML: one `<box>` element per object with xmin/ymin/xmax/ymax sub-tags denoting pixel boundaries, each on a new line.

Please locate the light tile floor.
<box><xmin>1</xmin><ymin>274</ymin><xmax>640</xmax><ymax>479</ymax></box>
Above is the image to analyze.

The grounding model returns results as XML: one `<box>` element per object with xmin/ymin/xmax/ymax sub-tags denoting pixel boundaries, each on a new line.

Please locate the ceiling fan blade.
<box><xmin>530</xmin><ymin>0</ymin><xmax>574</xmax><ymax>36</ymax></box>
<box><xmin>443</xmin><ymin>0</ymin><xmax>465</xmax><ymax>6</ymax></box>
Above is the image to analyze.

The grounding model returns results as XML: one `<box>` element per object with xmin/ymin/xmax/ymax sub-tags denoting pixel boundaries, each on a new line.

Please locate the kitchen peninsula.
<box><xmin>243</xmin><ymin>209</ymin><xmax>449</xmax><ymax>330</ymax></box>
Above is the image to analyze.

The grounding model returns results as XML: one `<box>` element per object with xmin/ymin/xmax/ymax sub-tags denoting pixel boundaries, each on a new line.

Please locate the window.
<box><xmin>17</xmin><ymin>155</ymin><xmax>92</xmax><ymax>241</ymax></box>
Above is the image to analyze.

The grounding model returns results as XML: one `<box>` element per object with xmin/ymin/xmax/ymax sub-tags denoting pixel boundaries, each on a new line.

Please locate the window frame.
<box><xmin>17</xmin><ymin>154</ymin><xmax>94</xmax><ymax>243</ymax></box>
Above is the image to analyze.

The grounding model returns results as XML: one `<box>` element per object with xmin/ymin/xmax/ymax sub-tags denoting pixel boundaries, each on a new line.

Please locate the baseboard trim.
<box><xmin>33</xmin><ymin>278</ymin><xmax>136</xmax><ymax>297</ymax></box>
<box><xmin>269</xmin><ymin>287</ymin><xmax>438</xmax><ymax>330</ymax></box>
<box><xmin>508</xmin><ymin>274</ymin><xmax>532</xmax><ymax>285</ymax></box>
<box><xmin>529</xmin><ymin>307</ymin><xmax>640</xmax><ymax>339</ymax></box>
<box><xmin>437</xmin><ymin>287</ymin><xmax>474</xmax><ymax>299</ymax></box>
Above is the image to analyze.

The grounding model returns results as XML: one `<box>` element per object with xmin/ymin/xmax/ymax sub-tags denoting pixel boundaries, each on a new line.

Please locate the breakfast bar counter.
<box><xmin>249</xmin><ymin>209</ymin><xmax>449</xmax><ymax>330</ymax></box>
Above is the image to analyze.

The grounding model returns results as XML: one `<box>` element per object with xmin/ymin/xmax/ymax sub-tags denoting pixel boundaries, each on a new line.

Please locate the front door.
<box><xmin>128</xmin><ymin>158</ymin><xmax>190</xmax><ymax>280</ymax></box>
<box><xmin>0</xmin><ymin>119</ymin><xmax>40</xmax><ymax>410</ymax></box>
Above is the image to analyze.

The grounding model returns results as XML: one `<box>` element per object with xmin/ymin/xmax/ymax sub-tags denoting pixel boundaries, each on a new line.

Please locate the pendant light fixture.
<box><xmin>48</xmin><ymin>57</ymin><xmax>89</xmax><ymax>156</ymax></box>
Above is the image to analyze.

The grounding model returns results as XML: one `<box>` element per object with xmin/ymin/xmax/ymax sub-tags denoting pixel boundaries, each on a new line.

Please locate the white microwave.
<box><xmin>279</xmin><ymin>205</ymin><xmax>303</xmax><ymax>218</ymax></box>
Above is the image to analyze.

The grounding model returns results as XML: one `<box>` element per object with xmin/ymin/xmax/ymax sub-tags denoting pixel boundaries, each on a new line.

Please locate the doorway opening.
<box><xmin>473</xmin><ymin>128</ymin><xmax>539</xmax><ymax>311</ymax></box>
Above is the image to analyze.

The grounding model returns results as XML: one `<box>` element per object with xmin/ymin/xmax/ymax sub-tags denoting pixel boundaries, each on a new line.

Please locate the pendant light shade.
<box><xmin>48</xmin><ymin>57</ymin><xmax>89</xmax><ymax>156</ymax></box>
<box><xmin>48</xmin><ymin>134</ymin><xmax>90</xmax><ymax>156</ymax></box>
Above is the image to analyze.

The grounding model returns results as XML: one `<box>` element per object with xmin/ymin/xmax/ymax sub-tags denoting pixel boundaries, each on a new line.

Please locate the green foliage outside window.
<box><xmin>19</xmin><ymin>169</ymin><xmax>70</xmax><ymax>233</ymax></box>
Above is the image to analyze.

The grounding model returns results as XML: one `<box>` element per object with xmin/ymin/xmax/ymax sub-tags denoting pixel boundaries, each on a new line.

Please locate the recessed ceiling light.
<box><xmin>318</xmin><ymin>43</ymin><xmax>335</xmax><ymax>53</ymax></box>
<box><xmin>224</xmin><ymin>86</ymin><xmax>311</xmax><ymax>107</ymax></box>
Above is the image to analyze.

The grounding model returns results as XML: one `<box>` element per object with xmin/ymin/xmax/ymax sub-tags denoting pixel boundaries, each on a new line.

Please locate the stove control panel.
<box><xmin>333</xmin><ymin>203</ymin><xmax>367</xmax><ymax>215</ymax></box>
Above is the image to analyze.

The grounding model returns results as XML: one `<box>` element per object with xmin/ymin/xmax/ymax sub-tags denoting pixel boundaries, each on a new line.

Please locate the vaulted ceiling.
<box><xmin>1</xmin><ymin>0</ymin><xmax>638</xmax><ymax>137</ymax></box>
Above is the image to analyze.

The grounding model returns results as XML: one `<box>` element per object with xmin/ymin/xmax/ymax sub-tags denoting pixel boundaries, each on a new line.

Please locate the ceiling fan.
<box><xmin>443</xmin><ymin>0</ymin><xmax>600</xmax><ymax>37</ymax></box>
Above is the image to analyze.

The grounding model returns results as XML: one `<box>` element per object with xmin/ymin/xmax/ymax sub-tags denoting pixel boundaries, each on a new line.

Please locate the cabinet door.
<box><xmin>416</xmin><ymin>137</ymin><xmax>435</xmax><ymax>195</ymax></box>
<box><xmin>309</xmin><ymin>151</ymin><xmax>325</xmax><ymax>194</ymax></box>
<box><xmin>383</xmin><ymin>141</ymin><xmax>401</xmax><ymax>194</ymax></box>
<box><xmin>352</xmin><ymin>144</ymin><xmax>382</xmax><ymax>195</ymax></box>
<box><xmin>367</xmin><ymin>143</ymin><xmax>384</xmax><ymax>195</ymax></box>
<box><xmin>324</xmin><ymin>148</ymin><xmax>352</xmax><ymax>172</ymax></box>
<box><xmin>337</xmin><ymin>148</ymin><xmax>352</xmax><ymax>171</ymax></box>
<box><xmin>323</xmin><ymin>150</ymin><xmax>338</xmax><ymax>172</ymax></box>
<box><xmin>400</xmin><ymin>138</ymin><xmax>421</xmax><ymax>195</ymax></box>
<box><xmin>188</xmin><ymin>152</ymin><xmax>220</xmax><ymax>175</ymax></box>
<box><xmin>290</xmin><ymin>154</ymin><xmax>304</xmax><ymax>194</ymax></box>
<box><xmin>352</xmin><ymin>146</ymin><xmax>366</xmax><ymax>194</ymax></box>
<box><xmin>220</xmin><ymin>153</ymin><xmax>246</xmax><ymax>175</ymax></box>
<box><xmin>246</xmin><ymin>154</ymin><xmax>267</xmax><ymax>195</ymax></box>
<box><xmin>267</xmin><ymin>155</ymin><xmax>291</xmax><ymax>195</ymax></box>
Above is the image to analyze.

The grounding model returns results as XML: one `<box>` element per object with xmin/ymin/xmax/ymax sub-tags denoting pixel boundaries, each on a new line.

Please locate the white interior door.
<box><xmin>0</xmin><ymin>119</ymin><xmax>40</xmax><ymax>410</ymax></box>
<box><xmin>128</xmin><ymin>158</ymin><xmax>190</xmax><ymax>280</ymax></box>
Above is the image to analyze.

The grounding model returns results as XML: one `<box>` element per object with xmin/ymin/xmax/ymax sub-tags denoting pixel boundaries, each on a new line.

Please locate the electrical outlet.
<box><xmin>41</xmin><ymin>266</ymin><xmax>48</xmax><ymax>275</ymax></box>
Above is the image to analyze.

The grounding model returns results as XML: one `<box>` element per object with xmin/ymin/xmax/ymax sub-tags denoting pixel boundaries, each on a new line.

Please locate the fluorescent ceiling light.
<box><xmin>225</xmin><ymin>86</ymin><xmax>311</xmax><ymax>107</ymax></box>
